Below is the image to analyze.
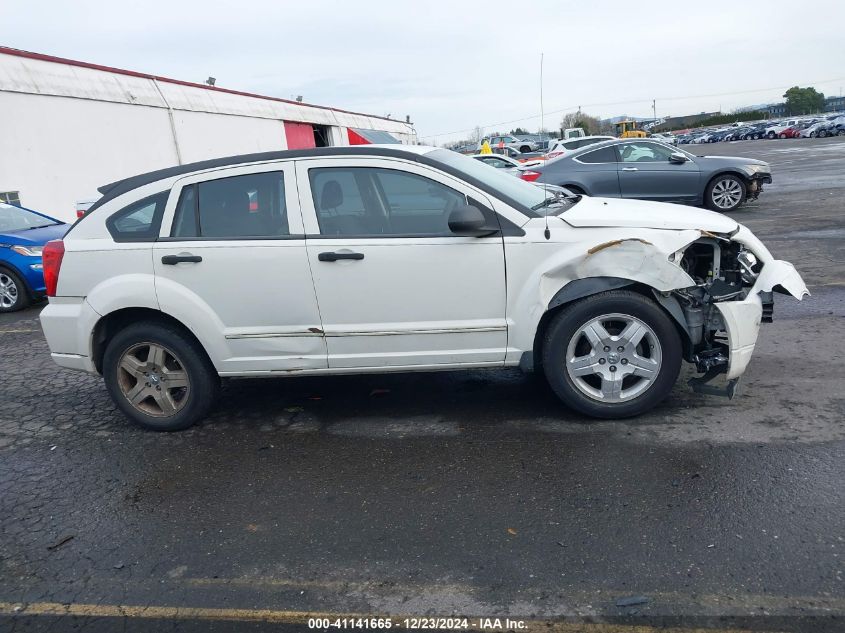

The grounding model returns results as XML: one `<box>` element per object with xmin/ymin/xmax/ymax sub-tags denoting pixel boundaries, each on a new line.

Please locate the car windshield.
<box><xmin>0</xmin><ymin>203</ymin><xmax>60</xmax><ymax>232</ymax></box>
<box><xmin>429</xmin><ymin>149</ymin><xmax>548</xmax><ymax>216</ymax></box>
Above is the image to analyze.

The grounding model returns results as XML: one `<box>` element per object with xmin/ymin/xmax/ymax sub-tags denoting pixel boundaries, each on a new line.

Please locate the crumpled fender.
<box><xmin>538</xmin><ymin>228</ymin><xmax>700</xmax><ymax>307</ymax></box>
<box><xmin>507</xmin><ymin>226</ymin><xmax>702</xmax><ymax>357</ymax></box>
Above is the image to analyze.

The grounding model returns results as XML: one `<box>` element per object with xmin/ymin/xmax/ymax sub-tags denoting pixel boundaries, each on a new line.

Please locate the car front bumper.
<box><xmin>716</xmin><ymin>231</ymin><xmax>809</xmax><ymax>380</ymax></box>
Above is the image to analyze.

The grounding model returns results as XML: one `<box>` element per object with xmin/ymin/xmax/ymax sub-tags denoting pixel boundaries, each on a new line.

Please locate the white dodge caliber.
<box><xmin>39</xmin><ymin>146</ymin><xmax>808</xmax><ymax>431</ymax></box>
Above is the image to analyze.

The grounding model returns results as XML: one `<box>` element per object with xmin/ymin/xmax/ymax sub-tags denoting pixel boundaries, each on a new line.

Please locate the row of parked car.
<box><xmin>677</xmin><ymin>113</ymin><xmax>845</xmax><ymax>144</ymax></box>
<box><xmin>472</xmin><ymin>134</ymin><xmax>772</xmax><ymax>213</ymax></box>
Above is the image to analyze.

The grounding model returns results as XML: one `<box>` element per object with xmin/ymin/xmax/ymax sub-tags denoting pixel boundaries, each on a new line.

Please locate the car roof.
<box><xmin>89</xmin><ymin>144</ymin><xmax>438</xmax><ymax>213</ymax></box>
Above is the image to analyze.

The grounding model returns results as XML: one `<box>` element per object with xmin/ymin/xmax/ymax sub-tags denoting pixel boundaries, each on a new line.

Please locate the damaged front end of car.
<box><xmin>657</xmin><ymin>225</ymin><xmax>809</xmax><ymax>397</ymax></box>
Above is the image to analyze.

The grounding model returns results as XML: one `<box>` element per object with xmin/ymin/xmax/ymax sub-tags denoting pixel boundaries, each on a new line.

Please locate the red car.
<box><xmin>778</xmin><ymin>126</ymin><xmax>802</xmax><ymax>139</ymax></box>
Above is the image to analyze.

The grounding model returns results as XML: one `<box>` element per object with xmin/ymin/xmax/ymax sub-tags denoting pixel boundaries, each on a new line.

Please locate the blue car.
<box><xmin>0</xmin><ymin>203</ymin><xmax>68</xmax><ymax>312</ymax></box>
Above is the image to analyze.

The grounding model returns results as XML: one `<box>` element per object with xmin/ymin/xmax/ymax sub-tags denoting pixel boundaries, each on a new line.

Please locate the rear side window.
<box><xmin>172</xmin><ymin>172</ymin><xmax>289</xmax><ymax>239</ymax></box>
<box><xmin>576</xmin><ymin>146</ymin><xmax>617</xmax><ymax>164</ymax></box>
<box><xmin>107</xmin><ymin>192</ymin><xmax>168</xmax><ymax>241</ymax></box>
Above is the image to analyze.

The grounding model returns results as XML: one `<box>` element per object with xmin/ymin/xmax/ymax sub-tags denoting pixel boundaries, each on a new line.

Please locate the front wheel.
<box><xmin>103</xmin><ymin>321</ymin><xmax>220</xmax><ymax>431</ymax></box>
<box><xmin>0</xmin><ymin>269</ymin><xmax>30</xmax><ymax>313</ymax></box>
<box><xmin>541</xmin><ymin>291</ymin><xmax>682</xmax><ymax>419</ymax></box>
<box><xmin>705</xmin><ymin>174</ymin><xmax>746</xmax><ymax>212</ymax></box>
<box><xmin>519</xmin><ymin>145</ymin><xmax>532</xmax><ymax>153</ymax></box>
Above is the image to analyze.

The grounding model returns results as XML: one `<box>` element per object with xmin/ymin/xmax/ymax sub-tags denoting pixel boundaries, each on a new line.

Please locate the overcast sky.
<box><xmin>3</xmin><ymin>0</ymin><xmax>844</xmax><ymax>143</ymax></box>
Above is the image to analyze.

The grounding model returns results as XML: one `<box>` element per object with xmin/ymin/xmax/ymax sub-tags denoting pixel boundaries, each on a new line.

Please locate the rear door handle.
<box><xmin>318</xmin><ymin>251</ymin><xmax>365</xmax><ymax>262</ymax></box>
<box><xmin>161</xmin><ymin>254</ymin><xmax>203</xmax><ymax>265</ymax></box>
<box><xmin>622</xmin><ymin>167</ymin><xmax>638</xmax><ymax>172</ymax></box>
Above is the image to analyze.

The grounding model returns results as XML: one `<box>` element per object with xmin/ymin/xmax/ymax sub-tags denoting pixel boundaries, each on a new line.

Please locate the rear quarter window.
<box><xmin>576</xmin><ymin>146</ymin><xmax>617</xmax><ymax>164</ymax></box>
<box><xmin>106</xmin><ymin>192</ymin><xmax>168</xmax><ymax>242</ymax></box>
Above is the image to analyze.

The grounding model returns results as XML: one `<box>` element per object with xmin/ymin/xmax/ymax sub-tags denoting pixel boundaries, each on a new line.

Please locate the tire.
<box><xmin>541</xmin><ymin>291</ymin><xmax>682</xmax><ymax>419</ymax></box>
<box><xmin>767</xmin><ymin>131</ymin><xmax>776</xmax><ymax>139</ymax></box>
<box><xmin>810</xmin><ymin>132</ymin><xmax>816</xmax><ymax>138</ymax></box>
<box><xmin>519</xmin><ymin>145</ymin><xmax>532</xmax><ymax>154</ymax></box>
<box><xmin>838</xmin><ymin>129</ymin><xmax>845</xmax><ymax>137</ymax></box>
<box><xmin>103</xmin><ymin>321</ymin><xmax>220</xmax><ymax>431</ymax></box>
<box><xmin>819</xmin><ymin>130</ymin><xmax>828</xmax><ymax>138</ymax></box>
<box><xmin>0</xmin><ymin>268</ymin><xmax>31</xmax><ymax>313</ymax></box>
<box><xmin>705</xmin><ymin>174</ymin><xmax>746</xmax><ymax>212</ymax></box>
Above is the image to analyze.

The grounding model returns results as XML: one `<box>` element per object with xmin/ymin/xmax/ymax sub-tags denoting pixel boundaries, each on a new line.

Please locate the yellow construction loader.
<box><xmin>615</xmin><ymin>120</ymin><xmax>647</xmax><ymax>138</ymax></box>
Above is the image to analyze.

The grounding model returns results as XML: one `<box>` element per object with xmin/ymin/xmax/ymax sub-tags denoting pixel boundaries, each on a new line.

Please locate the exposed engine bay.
<box><xmin>668</xmin><ymin>234</ymin><xmax>773</xmax><ymax>397</ymax></box>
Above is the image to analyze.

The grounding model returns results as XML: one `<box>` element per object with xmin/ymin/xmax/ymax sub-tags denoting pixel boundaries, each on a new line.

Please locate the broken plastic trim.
<box><xmin>688</xmin><ymin>365</ymin><xmax>740</xmax><ymax>399</ymax></box>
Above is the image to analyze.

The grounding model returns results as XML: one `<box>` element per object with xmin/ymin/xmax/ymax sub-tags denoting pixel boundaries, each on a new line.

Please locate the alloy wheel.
<box><xmin>711</xmin><ymin>178</ymin><xmax>743</xmax><ymax>210</ymax></box>
<box><xmin>565</xmin><ymin>313</ymin><xmax>662</xmax><ymax>403</ymax></box>
<box><xmin>116</xmin><ymin>342</ymin><xmax>190</xmax><ymax>417</ymax></box>
<box><xmin>0</xmin><ymin>273</ymin><xmax>19</xmax><ymax>309</ymax></box>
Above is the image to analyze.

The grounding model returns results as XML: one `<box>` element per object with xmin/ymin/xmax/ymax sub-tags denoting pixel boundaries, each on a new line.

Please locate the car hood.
<box><xmin>562</xmin><ymin>196</ymin><xmax>739</xmax><ymax>233</ymax></box>
<box><xmin>0</xmin><ymin>223</ymin><xmax>68</xmax><ymax>245</ymax></box>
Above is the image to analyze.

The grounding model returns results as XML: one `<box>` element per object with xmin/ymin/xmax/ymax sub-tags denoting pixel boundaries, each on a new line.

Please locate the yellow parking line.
<box><xmin>0</xmin><ymin>602</ymin><xmax>361</xmax><ymax>624</ymax></box>
<box><xmin>0</xmin><ymin>601</ymin><xmax>787</xmax><ymax>633</ymax></box>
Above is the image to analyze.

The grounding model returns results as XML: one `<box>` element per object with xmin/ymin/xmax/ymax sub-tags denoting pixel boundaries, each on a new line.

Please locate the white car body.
<box><xmin>650</xmin><ymin>133</ymin><xmax>677</xmax><ymax>145</ymax></box>
<box><xmin>482</xmin><ymin>135</ymin><xmax>537</xmax><ymax>153</ymax></box>
<box><xmin>471</xmin><ymin>153</ymin><xmax>523</xmax><ymax>175</ymax></box>
<box><xmin>40</xmin><ymin>145</ymin><xmax>807</xmax><ymax>427</ymax></box>
<box><xmin>546</xmin><ymin>136</ymin><xmax>615</xmax><ymax>160</ymax></box>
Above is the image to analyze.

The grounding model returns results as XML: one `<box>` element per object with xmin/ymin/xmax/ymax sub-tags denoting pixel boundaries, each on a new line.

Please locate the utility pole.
<box><xmin>652</xmin><ymin>99</ymin><xmax>656</xmax><ymax>124</ymax></box>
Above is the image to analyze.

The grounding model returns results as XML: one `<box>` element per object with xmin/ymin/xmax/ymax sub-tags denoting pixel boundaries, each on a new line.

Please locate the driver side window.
<box><xmin>619</xmin><ymin>142</ymin><xmax>675</xmax><ymax>163</ymax></box>
<box><xmin>309</xmin><ymin>167</ymin><xmax>466</xmax><ymax>237</ymax></box>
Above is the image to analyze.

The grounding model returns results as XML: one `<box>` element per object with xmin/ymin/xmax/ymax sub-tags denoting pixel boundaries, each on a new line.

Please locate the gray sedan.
<box><xmin>523</xmin><ymin>139</ymin><xmax>772</xmax><ymax>212</ymax></box>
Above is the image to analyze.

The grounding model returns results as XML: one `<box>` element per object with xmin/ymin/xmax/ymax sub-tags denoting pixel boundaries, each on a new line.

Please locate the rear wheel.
<box><xmin>0</xmin><ymin>268</ymin><xmax>30</xmax><ymax>313</ymax></box>
<box><xmin>819</xmin><ymin>129</ymin><xmax>829</xmax><ymax>138</ymax></box>
<box><xmin>103</xmin><ymin>321</ymin><xmax>219</xmax><ymax>431</ymax></box>
<box><xmin>779</xmin><ymin>133</ymin><xmax>787</xmax><ymax>139</ymax></box>
<box><xmin>767</xmin><ymin>131</ymin><xmax>776</xmax><ymax>139</ymax></box>
<box><xmin>706</xmin><ymin>174</ymin><xmax>746</xmax><ymax>212</ymax></box>
<box><xmin>541</xmin><ymin>291</ymin><xmax>681</xmax><ymax>419</ymax></box>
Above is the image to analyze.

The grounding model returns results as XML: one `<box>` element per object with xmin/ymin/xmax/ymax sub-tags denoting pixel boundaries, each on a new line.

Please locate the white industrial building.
<box><xmin>0</xmin><ymin>46</ymin><xmax>417</xmax><ymax>221</ymax></box>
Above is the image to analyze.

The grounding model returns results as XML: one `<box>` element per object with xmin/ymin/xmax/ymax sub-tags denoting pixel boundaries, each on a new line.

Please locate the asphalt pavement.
<box><xmin>1</xmin><ymin>136</ymin><xmax>843</xmax><ymax>632</ymax></box>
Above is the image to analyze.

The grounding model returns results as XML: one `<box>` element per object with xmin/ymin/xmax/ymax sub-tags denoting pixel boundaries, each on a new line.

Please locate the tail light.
<box><xmin>42</xmin><ymin>240</ymin><xmax>65</xmax><ymax>297</ymax></box>
<box><xmin>520</xmin><ymin>170</ymin><xmax>541</xmax><ymax>182</ymax></box>
<box><xmin>76</xmin><ymin>209</ymin><xmax>85</xmax><ymax>219</ymax></box>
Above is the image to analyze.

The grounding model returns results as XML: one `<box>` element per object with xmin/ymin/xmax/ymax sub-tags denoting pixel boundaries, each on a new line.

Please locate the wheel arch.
<box><xmin>705</xmin><ymin>170</ymin><xmax>751</xmax><ymax>200</ymax></box>
<box><xmin>91</xmin><ymin>307</ymin><xmax>212</xmax><ymax>375</ymax></box>
<box><xmin>529</xmin><ymin>277</ymin><xmax>693</xmax><ymax>373</ymax></box>
<box><xmin>0</xmin><ymin>263</ymin><xmax>33</xmax><ymax>306</ymax></box>
<box><xmin>0</xmin><ymin>262</ymin><xmax>32</xmax><ymax>293</ymax></box>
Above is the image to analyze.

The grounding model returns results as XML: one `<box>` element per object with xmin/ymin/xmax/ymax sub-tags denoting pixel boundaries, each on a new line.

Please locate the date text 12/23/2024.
<box><xmin>308</xmin><ymin>617</ymin><xmax>527</xmax><ymax>630</ymax></box>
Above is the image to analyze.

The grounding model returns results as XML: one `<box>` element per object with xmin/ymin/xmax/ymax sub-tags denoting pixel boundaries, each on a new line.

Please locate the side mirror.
<box><xmin>448</xmin><ymin>205</ymin><xmax>499</xmax><ymax>237</ymax></box>
<box><xmin>669</xmin><ymin>152</ymin><xmax>688</xmax><ymax>164</ymax></box>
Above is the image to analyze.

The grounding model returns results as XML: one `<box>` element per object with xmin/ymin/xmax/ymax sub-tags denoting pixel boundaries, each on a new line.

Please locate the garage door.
<box><xmin>284</xmin><ymin>121</ymin><xmax>316</xmax><ymax>149</ymax></box>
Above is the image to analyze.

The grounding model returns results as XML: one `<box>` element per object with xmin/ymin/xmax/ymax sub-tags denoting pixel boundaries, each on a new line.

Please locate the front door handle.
<box><xmin>161</xmin><ymin>253</ymin><xmax>203</xmax><ymax>265</ymax></box>
<box><xmin>622</xmin><ymin>167</ymin><xmax>639</xmax><ymax>172</ymax></box>
<box><xmin>318</xmin><ymin>251</ymin><xmax>365</xmax><ymax>262</ymax></box>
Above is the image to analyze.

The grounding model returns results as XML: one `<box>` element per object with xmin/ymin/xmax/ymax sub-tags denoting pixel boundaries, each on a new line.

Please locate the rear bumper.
<box><xmin>39</xmin><ymin>297</ymin><xmax>99</xmax><ymax>374</ymax></box>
